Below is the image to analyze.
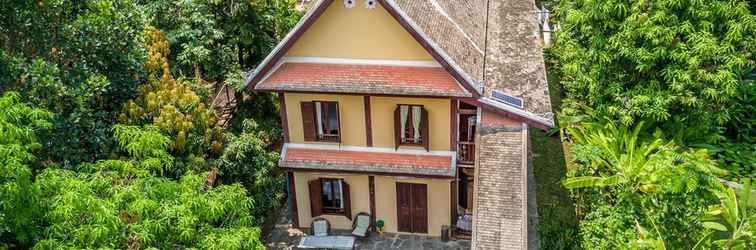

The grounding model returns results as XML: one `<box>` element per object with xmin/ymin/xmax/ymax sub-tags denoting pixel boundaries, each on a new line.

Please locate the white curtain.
<box><xmin>400</xmin><ymin>106</ymin><xmax>408</xmax><ymax>141</ymax></box>
<box><xmin>412</xmin><ymin>106</ymin><xmax>421</xmax><ymax>143</ymax></box>
<box><xmin>315</xmin><ymin>102</ymin><xmax>323</xmax><ymax>136</ymax></box>
<box><xmin>336</xmin><ymin>180</ymin><xmax>344</xmax><ymax>208</ymax></box>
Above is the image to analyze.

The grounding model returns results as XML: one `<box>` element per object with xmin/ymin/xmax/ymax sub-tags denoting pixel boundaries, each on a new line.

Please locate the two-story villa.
<box><xmin>245</xmin><ymin>0</ymin><xmax>552</xmax><ymax>248</ymax></box>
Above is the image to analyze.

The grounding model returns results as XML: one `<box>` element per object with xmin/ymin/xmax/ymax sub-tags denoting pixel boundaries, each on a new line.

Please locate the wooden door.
<box><xmin>411</xmin><ymin>184</ymin><xmax>428</xmax><ymax>233</ymax></box>
<box><xmin>396</xmin><ymin>183</ymin><xmax>413</xmax><ymax>232</ymax></box>
<box><xmin>396</xmin><ymin>183</ymin><xmax>428</xmax><ymax>233</ymax></box>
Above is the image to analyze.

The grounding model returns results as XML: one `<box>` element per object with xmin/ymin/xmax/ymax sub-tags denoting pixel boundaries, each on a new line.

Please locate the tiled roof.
<box><xmin>393</xmin><ymin>0</ymin><xmax>553</xmax><ymax>122</ymax></box>
<box><xmin>280</xmin><ymin>146</ymin><xmax>456</xmax><ymax>177</ymax></box>
<box><xmin>257</xmin><ymin>62</ymin><xmax>471</xmax><ymax>97</ymax></box>
<box><xmin>472</xmin><ymin>111</ymin><xmax>527</xmax><ymax>249</ymax></box>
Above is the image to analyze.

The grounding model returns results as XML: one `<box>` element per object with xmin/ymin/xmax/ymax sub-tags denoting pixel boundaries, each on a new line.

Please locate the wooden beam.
<box><xmin>450</xmin><ymin>99</ymin><xmax>459</xmax><ymax>151</ymax></box>
<box><xmin>451</xmin><ymin>179</ymin><xmax>458</xmax><ymax>227</ymax></box>
<box><xmin>279</xmin><ymin>92</ymin><xmax>290</xmax><ymax>143</ymax></box>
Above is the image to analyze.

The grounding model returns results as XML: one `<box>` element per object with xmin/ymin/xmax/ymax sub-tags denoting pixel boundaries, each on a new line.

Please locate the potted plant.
<box><xmin>376</xmin><ymin>219</ymin><xmax>385</xmax><ymax>235</ymax></box>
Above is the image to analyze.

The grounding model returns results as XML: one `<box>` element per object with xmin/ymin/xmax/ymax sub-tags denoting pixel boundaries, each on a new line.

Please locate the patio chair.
<box><xmin>351</xmin><ymin>212</ymin><xmax>371</xmax><ymax>238</ymax></box>
<box><xmin>311</xmin><ymin>217</ymin><xmax>331</xmax><ymax>237</ymax></box>
<box><xmin>300</xmin><ymin>217</ymin><xmax>356</xmax><ymax>249</ymax></box>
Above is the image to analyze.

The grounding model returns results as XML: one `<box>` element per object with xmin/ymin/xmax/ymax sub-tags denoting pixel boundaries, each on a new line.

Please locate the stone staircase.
<box><xmin>212</xmin><ymin>83</ymin><xmax>238</xmax><ymax>128</ymax></box>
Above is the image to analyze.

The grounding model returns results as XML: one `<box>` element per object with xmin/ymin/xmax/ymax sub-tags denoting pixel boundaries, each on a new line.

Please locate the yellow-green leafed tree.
<box><xmin>120</xmin><ymin>27</ymin><xmax>223</xmax><ymax>157</ymax></box>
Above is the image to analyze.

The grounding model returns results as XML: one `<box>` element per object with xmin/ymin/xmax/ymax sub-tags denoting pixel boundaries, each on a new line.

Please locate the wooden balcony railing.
<box><xmin>457</xmin><ymin>141</ymin><xmax>475</xmax><ymax>165</ymax></box>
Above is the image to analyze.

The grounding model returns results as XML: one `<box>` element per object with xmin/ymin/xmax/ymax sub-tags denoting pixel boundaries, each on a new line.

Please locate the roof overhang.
<box><xmin>464</xmin><ymin>97</ymin><xmax>555</xmax><ymax>130</ymax></box>
<box><xmin>255</xmin><ymin>59</ymin><xmax>473</xmax><ymax>97</ymax></box>
<box><xmin>279</xmin><ymin>143</ymin><xmax>457</xmax><ymax>178</ymax></box>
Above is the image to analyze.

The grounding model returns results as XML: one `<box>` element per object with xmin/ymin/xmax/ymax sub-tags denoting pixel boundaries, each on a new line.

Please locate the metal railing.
<box><xmin>457</xmin><ymin>141</ymin><xmax>475</xmax><ymax>165</ymax></box>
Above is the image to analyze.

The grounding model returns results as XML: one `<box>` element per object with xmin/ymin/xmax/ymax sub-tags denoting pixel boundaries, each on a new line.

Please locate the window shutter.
<box><xmin>309</xmin><ymin>179</ymin><xmax>322</xmax><ymax>217</ymax></box>
<box><xmin>421</xmin><ymin>108</ymin><xmax>429</xmax><ymax>151</ymax></box>
<box><xmin>301</xmin><ymin>102</ymin><xmax>316</xmax><ymax>141</ymax></box>
<box><xmin>342</xmin><ymin>181</ymin><xmax>351</xmax><ymax>219</ymax></box>
<box><xmin>333</xmin><ymin>103</ymin><xmax>342</xmax><ymax>143</ymax></box>
<box><xmin>394</xmin><ymin>106</ymin><xmax>401</xmax><ymax>149</ymax></box>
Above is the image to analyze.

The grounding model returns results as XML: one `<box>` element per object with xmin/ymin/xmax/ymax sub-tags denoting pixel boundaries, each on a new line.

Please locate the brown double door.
<box><xmin>396</xmin><ymin>183</ymin><xmax>428</xmax><ymax>233</ymax></box>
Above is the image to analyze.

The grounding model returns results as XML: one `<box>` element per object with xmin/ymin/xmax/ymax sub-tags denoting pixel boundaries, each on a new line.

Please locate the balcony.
<box><xmin>457</xmin><ymin>141</ymin><xmax>475</xmax><ymax>166</ymax></box>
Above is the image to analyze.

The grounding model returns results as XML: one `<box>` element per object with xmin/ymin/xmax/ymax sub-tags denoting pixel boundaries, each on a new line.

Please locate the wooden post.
<box><xmin>369</xmin><ymin>175</ymin><xmax>376</xmax><ymax>231</ymax></box>
<box><xmin>364</xmin><ymin>96</ymin><xmax>373</xmax><ymax>147</ymax></box>
<box><xmin>287</xmin><ymin>172</ymin><xmax>299</xmax><ymax>228</ymax></box>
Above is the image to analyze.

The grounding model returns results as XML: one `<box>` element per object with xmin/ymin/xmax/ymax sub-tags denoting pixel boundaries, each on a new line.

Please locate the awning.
<box><xmin>279</xmin><ymin>144</ymin><xmax>456</xmax><ymax>178</ymax></box>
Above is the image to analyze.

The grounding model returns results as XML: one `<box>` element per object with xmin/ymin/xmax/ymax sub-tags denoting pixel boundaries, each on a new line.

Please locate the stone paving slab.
<box><xmin>265</xmin><ymin>205</ymin><xmax>471</xmax><ymax>250</ymax></box>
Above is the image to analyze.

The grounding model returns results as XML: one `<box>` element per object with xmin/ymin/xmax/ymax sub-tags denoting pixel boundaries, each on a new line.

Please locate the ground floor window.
<box><xmin>320</xmin><ymin>178</ymin><xmax>343</xmax><ymax>213</ymax></box>
<box><xmin>308</xmin><ymin>178</ymin><xmax>351</xmax><ymax>218</ymax></box>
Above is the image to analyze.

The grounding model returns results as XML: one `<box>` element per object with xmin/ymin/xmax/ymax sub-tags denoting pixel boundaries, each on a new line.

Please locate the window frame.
<box><xmin>313</xmin><ymin>101</ymin><xmax>341</xmax><ymax>142</ymax></box>
<box><xmin>397</xmin><ymin>104</ymin><xmax>425</xmax><ymax>146</ymax></box>
<box><xmin>319</xmin><ymin>178</ymin><xmax>345</xmax><ymax>215</ymax></box>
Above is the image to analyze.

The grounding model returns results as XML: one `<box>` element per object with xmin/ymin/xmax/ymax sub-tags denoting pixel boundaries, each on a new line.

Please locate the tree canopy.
<box><xmin>550</xmin><ymin>0</ymin><xmax>755</xmax><ymax>249</ymax></box>
<box><xmin>555</xmin><ymin>0</ymin><xmax>755</xmax><ymax>130</ymax></box>
<box><xmin>0</xmin><ymin>0</ymin><xmax>300</xmax><ymax>248</ymax></box>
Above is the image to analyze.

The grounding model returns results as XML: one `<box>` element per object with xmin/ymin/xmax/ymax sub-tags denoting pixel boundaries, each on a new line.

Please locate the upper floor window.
<box><xmin>394</xmin><ymin>104</ymin><xmax>428</xmax><ymax>150</ymax></box>
<box><xmin>301</xmin><ymin>101</ymin><xmax>340</xmax><ymax>142</ymax></box>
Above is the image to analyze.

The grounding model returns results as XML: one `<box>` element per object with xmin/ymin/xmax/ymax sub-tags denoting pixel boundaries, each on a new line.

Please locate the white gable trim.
<box><xmin>282</xmin><ymin>56</ymin><xmax>442</xmax><ymax>67</ymax></box>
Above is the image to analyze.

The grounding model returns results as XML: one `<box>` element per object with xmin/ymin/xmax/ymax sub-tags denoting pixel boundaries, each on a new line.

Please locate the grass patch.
<box><xmin>530</xmin><ymin>57</ymin><xmax>580</xmax><ymax>249</ymax></box>
<box><xmin>531</xmin><ymin>128</ymin><xmax>578</xmax><ymax>249</ymax></box>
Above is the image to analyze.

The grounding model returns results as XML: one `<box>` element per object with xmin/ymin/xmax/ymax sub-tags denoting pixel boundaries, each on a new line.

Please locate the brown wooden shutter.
<box><xmin>421</xmin><ymin>108</ymin><xmax>429</xmax><ymax>151</ymax></box>
<box><xmin>394</xmin><ymin>106</ymin><xmax>401</xmax><ymax>149</ymax></box>
<box><xmin>301</xmin><ymin>102</ymin><xmax>316</xmax><ymax>141</ymax></box>
<box><xmin>342</xmin><ymin>181</ymin><xmax>351</xmax><ymax>219</ymax></box>
<box><xmin>309</xmin><ymin>179</ymin><xmax>322</xmax><ymax>217</ymax></box>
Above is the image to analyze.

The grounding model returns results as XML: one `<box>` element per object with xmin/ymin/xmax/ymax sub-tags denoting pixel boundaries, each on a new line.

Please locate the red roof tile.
<box><xmin>280</xmin><ymin>147</ymin><xmax>455</xmax><ymax>177</ymax></box>
<box><xmin>257</xmin><ymin>63</ymin><xmax>471</xmax><ymax>97</ymax></box>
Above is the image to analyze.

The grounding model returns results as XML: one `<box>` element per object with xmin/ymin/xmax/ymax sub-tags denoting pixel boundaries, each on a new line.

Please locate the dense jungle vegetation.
<box><xmin>542</xmin><ymin>0</ymin><xmax>755</xmax><ymax>249</ymax></box>
<box><xmin>0</xmin><ymin>0</ymin><xmax>300</xmax><ymax>248</ymax></box>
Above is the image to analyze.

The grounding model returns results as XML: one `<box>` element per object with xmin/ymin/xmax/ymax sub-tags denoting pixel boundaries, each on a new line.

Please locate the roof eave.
<box><xmin>254</xmin><ymin>85</ymin><xmax>474</xmax><ymax>98</ymax></box>
<box><xmin>473</xmin><ymin>97</ymin><xmax>555</xmax><ymax>130</ymax></box>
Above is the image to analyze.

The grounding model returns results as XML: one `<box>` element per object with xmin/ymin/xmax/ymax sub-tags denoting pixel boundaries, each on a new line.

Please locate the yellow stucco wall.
<box><xmin>294</xmin><ymin>172</ymin><xmax>371</xmax><ymax>230</ymax></box>
<box><xmin>285</xmin><ymin>93</ymin><xmax>366</xmax><ymax>147</ymax></box>
<box><xmin>373</xmin><ymin>176</ymin><xmax>451</xmax><ymax>236</ymax></box>
<box><xmin>370</xmin><ymin>96</ymin><xmax>451</xmax><ymax>151</ymax></box>
<box><xmin>285</xmin><ymin>1</ymin><xmax>433</xmax><ymax>61</ymax></box>
<box><xmin>294</xmin><ymin>172</ymin><xmax>451</xmax><ymax>236</ymax></box>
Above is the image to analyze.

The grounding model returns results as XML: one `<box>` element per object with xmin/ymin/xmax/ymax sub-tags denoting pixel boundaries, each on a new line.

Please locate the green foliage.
<box><xmin>29</xmin><ymin>123</ymin><xmax>264</xmax><ymax>249</ymax></box>
<box><xmin>561</xmin><ymin>116</ymin><xmax>730</xmax><ymax>248</ymax></box>
<box><xmin>694</xmin><ymin>180</ymin><xmax>755</xmax><ymax>249</ymax></box>
<box><xmin>552</xmin><ymin>0</ymin><xmax>756</xmax><ymax>248</ymax></box>
<box><xmin>0</xmin><ymin>0</ymin><xmax>298</xmax><ymax>248</ymax></box>
<box><xmin>140</xmin><ymin>0</ymin><xmax>302</xmax><ymax>79</ymax></box>
<box><xmin>120</xmin><ymin>27</ymin><xmax>224</xmax><ymax>159</ymax></box>
<box><xmin>554</xmin><ymin>0</ymin><xmax>756</xmax><ymax>131</ymax></box>
<box><xmin>0</xmin><ymin>92</ymin><xmax>52</xmax><ymax>246</ymax></box>
<box><xmin>0</xmin><ymin>0</ymin><xmax>148</xmax><ymax>165</ymax></box>
<box><xmin>713</xmin><ymin>78</ymin><xmax>755</xmax><ymax>180</ymax></box>
<box><xmin>218</xmin><ymin>119</ymin><xmax>283</xmax><ymax>223</ymax></box>
<box><xmin>34</xmin><ymin>168</ymin><xmax>265</xmax><ymax>249</ymax></box>
<box><xmin>112</xmin><ymin>125</ymin><xmax>175</xmax><ymax>176</ymax></box>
